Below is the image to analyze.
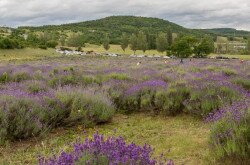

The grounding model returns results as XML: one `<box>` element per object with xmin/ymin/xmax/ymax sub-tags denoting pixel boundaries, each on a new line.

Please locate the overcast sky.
<box><xmin>0</xmin><ymin>0</ymin><xmax>250</xmax><ymax>30</ymax></box>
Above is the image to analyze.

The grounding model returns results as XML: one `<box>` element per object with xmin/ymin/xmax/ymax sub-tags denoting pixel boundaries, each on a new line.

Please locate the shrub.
<box><xmin>39</xmin><ymin>132</ymin><xmax>174</xmax><ymax>165</ymax></box>
<box><xmin>0</xmin><ymin>96</ymin><xmax>66</xmax><ymax>144</ymax></box>
<box><xmin>39</xmin><ymin>45</ymin><xmax>47</xmax><ymax>50</ymax></box>
<box><xmin>222</xmin><ymin>68</ymin><xmax>237</xmax><ymax>76</ymax></box>
<box><xmin>234</xmin><ymin>78</ymin><xmax>250</xmax><ymax>91</ymax></box>
<box><xmin>207</xmin><ymin>102</ymin><xmax>250</xmax><ymax>162</ymax></box>
<box><xmin>27</xmin><ymin>81</ymin><xmax>47</xmax><ymax>94</ymax></box>
<box><xmin>0</xmin><ymin>72</ymin><xmax>9</xmax><ymax>83</ymax></box>
<box><xmin>155</xmin><ymin>84</ymin><xmax>190</xmax><ymax>116</ymax></box>
<box><xmin>48</xmin><ymin>75</ymin><xmax>81</xmax><ymax>88</ymax></box>
<box><xmin>56</xmin><ymin>89</ymin><xmax>115</xmax><ymax>126</ymax></box>
<box><xmin>12</xmin><ymin>72</ymin><xmax>30</xmax><ymax>82</ymax></box>
<box><xmin>0</xmin><ymin>97</ymin><xmax>44</xmax><ymax>143</ymax></box>
<box><xmin>184</xmin><ymin>86</ymin><xmax>239</xmax><ymax>117</ymax></box>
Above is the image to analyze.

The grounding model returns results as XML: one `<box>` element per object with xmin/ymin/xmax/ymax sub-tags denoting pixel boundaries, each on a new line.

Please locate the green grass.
<box><xmin>0</xmin><ymin>114</ymin><xmax>209</xmax><ymax>165</ymax></box>
<box><xmin>0</xmin><ymin>48</ymin><xmax>60</xmax><ymax>61</ymax></box>
<box><xmin>82</xmin><ymin>44</ymin><xmax>165</xmax><ymax>55</ymax></box>
<box><xmin>210</xmin><ymin>54</ymin><xmax>250</xmax><ymax>59</ymax></box>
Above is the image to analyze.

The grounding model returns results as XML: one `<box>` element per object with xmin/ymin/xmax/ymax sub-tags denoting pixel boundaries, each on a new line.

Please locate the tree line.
<box><xmin>103</xmin><ymin>31</ymin><xmax>216</xmax><ymax>58</ymax></box>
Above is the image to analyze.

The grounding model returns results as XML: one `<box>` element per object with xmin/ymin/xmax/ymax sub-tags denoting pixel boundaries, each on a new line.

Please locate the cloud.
<box><xmin>0</xmin><ymin>0</ymin><xmax>250</xmax><ymax>30</ymax></box>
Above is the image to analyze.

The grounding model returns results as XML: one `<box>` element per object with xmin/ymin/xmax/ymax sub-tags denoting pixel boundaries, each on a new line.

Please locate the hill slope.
<box><xmin>19</xmin><ymin>16</ymin><xmax>249</xmax><ymax>44</ymax></box>
<box><xmin>201</xmin><ymin>28</ymin><xmax>249</xmax><ymax>38</ymax></box>
<box><xmin>19</xmin><ymin>16</ymin><xmax>206</xmax><ymax>44</ymax></box>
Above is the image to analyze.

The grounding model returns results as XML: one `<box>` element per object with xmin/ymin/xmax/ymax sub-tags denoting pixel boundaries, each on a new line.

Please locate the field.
<box><xmin>0</xmin><ymin>50</ymin><xmax>249</xmax><ymax>164</ymax></box>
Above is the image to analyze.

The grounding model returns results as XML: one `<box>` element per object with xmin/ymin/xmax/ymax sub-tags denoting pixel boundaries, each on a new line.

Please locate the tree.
<box><xmin>156</xmin><ymin>32</ymin><xmax>168</xmax><ymax>54</ymax></box>
<box><xmin>60</xmin><ymin>35</ymin><xmax>66</xmax><ymax>46</ymax></box>
<box><xmin>130</xmin><ymin>34</ymin><xmax>138</xmax><ymax>54</ymax></box>
<box><xmin>137</xmin><ymin>31</ymin><xmax>147</xmax><ymax>53</ymax></box>
<box><xmin>167</xmin><ymin>29</ymin><xmax>173</xmax><ymax>47</ymax></box>
<box><xmin>120</xmin><ymin>33</ymin><xmax>129</xmax><ymax>52</ymax></box>
<box><xmin>193</xmin><ymin>36</ymin><xmax>214</xmax><ymax>58</ymax></box>
<box><xmin>103</xmin><ymin>33</ymin><xmax>110</xmax><ymax>52</ymax></box>
<box><xmin>172</xmin><ymin>36</ymin><xmax>197</xmax><ymax>58</ymax></box>
<box><xmin>67</xmin><ymin>33</ymin><xmax>85</xmax><ymax>47</ymax></box>
<box><xmin>248</xmin><ymin>35</ymin><xmax>250</xmax><ymax>55</ymax></box>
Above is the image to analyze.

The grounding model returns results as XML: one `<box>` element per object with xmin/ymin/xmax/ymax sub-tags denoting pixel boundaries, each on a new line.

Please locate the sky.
<box><xmin>0</xmin><ymin>0</ymin><xmax>250</xmax><ymax>30</ymax></box>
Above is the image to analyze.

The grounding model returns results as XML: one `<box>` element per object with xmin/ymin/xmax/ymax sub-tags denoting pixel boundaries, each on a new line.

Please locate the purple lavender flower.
<box><xmin>39</xmin><ymin>132</ymin><xmax>174</xmax><ymax>165</ymax></box>
<box><xmin>126</xmin><ymin>80</ymin><xmax>168</xmax><ymax>95</ymax></box>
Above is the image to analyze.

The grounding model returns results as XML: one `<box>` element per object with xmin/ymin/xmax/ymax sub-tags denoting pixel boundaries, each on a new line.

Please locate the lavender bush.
<box><xmin>39</xmin><ymin>132</ymin><xmax>174</xmax><ymax>165</ymax></box>
<box><xmin>207</xmin><ymin>101</ymin><xmax>250</xmax><ymax>161</ymax></box>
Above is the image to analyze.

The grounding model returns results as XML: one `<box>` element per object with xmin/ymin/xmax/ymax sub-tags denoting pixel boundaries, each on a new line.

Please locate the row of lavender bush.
<box><xmin>0</xmin><ymin>58</ymin><xmax>249</xmax><ymax>163</ymax></box>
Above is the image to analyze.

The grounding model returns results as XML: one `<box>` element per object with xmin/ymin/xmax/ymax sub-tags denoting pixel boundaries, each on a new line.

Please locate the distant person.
<box><xmin>164</xmin><ymin>60</ymin><xmax>168</xmax><ymax>64</ymax></box>
<box><xmin>190</xmin><ymin>58</ymin><xmax>192</xmax><ymax>61</ymax></box>
<box><xmin>180</xmin><ymin>58</ymin><xmax>184</xmax><ymax>64</ymax></box>
<box><xmin>240</xmin><ymin>59</ymin><xmax>244</xmax><ymax>64</ymax></box>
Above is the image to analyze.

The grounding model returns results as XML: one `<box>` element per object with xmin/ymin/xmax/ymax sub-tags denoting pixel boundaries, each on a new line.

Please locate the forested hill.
<box><xmin>18</xmin><ymin>16</ymin><xmax>249</xmax><ymax>44</ymax></box>
<box><xmin>18</xmin><ymin>16</ymin><xmax>207</xmax><ymax>44</ymax></box>
<box><xmin>200</xmin><ymin>28</ymin><xmax>250</xmax><ymax>39</ymax></box>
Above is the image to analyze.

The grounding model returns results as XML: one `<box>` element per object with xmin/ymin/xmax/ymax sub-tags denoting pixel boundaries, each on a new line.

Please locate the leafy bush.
<box><xmin>38</xmin><ymin>45</ymin><xmax>47</xmax><ymax>50</ymax></box>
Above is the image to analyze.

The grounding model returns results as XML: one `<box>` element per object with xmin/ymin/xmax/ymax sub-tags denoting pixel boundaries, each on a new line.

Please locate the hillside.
<box><xmin>19</xmin><ymin>16</ymin><xmax>207</xmax><ymax>44</ymax></box>
<box><xmin>201</xmin><ymin>28</ymin><xmax>249</xmax><ymax>39</ymax></box>
<box><xmin>18</xmin><ymin>16</ymin><xmax>249</xmax><ymax>44</ymax></box>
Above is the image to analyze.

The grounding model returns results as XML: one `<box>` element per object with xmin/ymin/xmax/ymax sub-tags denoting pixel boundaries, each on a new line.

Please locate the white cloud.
<box><xmin>0</xmin><ymin>0</ymin><xmax>250</xmax><ymax>30</ymax></box>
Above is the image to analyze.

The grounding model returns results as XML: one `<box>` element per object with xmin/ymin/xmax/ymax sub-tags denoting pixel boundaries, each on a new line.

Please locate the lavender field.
<box><xmin>0</xmin><ymin>56</ymin><xmax>249</xmax><ymax>164</ymax></box>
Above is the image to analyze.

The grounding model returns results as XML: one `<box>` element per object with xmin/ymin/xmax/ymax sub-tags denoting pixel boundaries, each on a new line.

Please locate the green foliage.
<box><xmin>185</xmin><ymin>86</ymin><xmax>238</xmax><ymax>117</ymax></box>
<box><xmin>130</xmin><ymin>34</ymin><xmax>138</xmax><ymax>54</ymax></box>
<box><xmin>12</xmin><ymin>72</ymin><xmax>30</xmax><ymax>82</ymax></box>
<box><xmin>27</xmin><ymin>82</ymin><xmax>47</xmax><ymax>94</ymax></box>
<box><xmin>0</xmin><ymin>37</ymin><xmax>22</xmax><ymax>49</ymax></box>
<box><xmin>209</xmin><ymin>108</ymin><xmax>250</xmax><ymax>162</ymax></box>
<box><xmin>156</xmin><ymin>32</ymin><xmax>168</xmax><ymax>53</ymax></box>
<box><xmin>193</xmin><ymin>36</ymin><xmax>214</xmax><ymax>58</ymax></box>
<box><xmin>222</xmin><ymin>68</ymin><xmax>238</xmax><ymax>76</ymax></box>
<box><xmin>167</xmin><ymin>29</ymin><xmax>173</xmax><ymax>47</ymax></box>
<box><xmin>46</xmin><ymin>40</ymin><xmax>58</xmax><ymax>48</ymax></box>
<box><xmin>172</xmin><ymin>36</ymin><xmax>197</xmax><ymax>58</ymax></box>
<box><xmin>120</xmin><ymin>33</ymin><xmax>129</xmax><ymax>52</ymax></box>
<box><xmin>67</xmin><ymin>33</ymin><xmax>86</xmax><ymax>47</ymax></box>
<box><xmin>234</xmin><ymin>78</ymin><xmax>250</xmax><ymax>91</ymax></box>
<box><xmin>248</xmin><ymin>34</ymin><xmax>250</xmax><ymax>55</ymax></box>
<box><xmin>56</xmin><ymin>90</ymin><xmax>115</xmax><ymax>127</ymax></box>
<box><xmin>0</xmin><ymin>72</ymin><xmax>9</xmax><ymax>83</ymax></box>
<box><xmin>103</xmin><ymin>34</ymin><xmax>110</xmax><ymax>51</ymax></box>
<box><xmin>19</xmin><ymin>16</ymin><xmax>208</xmax><ymax>45</ymax></box>
<box><xmin>39</xmin><ymin>45</ymin><xmax>47</xmax><ymax>49</ymax></box>
<box><xmin>155</xmin><ymin>84</ymin><xmax>190</xmax><ymax>116</ymax></box>
<box><xmin>137</xmin><ymin>31</ymin><xmax>148</xmax><ymax>53</ymax></box>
